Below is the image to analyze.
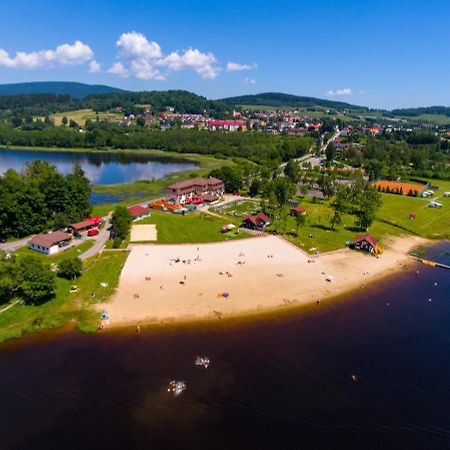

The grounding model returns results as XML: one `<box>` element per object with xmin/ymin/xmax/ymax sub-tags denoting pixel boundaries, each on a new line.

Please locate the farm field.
<box><xmin>49</xmin><ymin>109</ymin><xmax>124</xmax><ymax>126</ymax></box>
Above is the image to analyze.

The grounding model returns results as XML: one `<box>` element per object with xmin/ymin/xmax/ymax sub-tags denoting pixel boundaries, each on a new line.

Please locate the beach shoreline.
<box><xmin>98</xmin><ymin>235</ymin><xmax>428</xmax><ymax>330</ymax></box>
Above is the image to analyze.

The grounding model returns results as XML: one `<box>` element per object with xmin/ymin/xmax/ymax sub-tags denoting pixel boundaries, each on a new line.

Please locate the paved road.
<box><xmin>0</xmin><ymin>236</ymin><xmax>34</xmax><ymax>253</ymax></box>
<box><xmin>80</xmin><ymin>220</ymin><xmax>111</xmax><ymax>261</ymax></box>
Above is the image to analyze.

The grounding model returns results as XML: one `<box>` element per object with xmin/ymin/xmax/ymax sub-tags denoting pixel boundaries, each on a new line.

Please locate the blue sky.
<box><xmin>0</xmin><ymin>0</ymin><xmax>449</xmax><ymax>108</ymax></box>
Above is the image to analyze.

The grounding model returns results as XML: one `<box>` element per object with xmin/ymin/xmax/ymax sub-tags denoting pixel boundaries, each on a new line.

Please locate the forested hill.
<box><xmin>84</xmin><ymin>90</ymin><xmax>231</xmax><ymax>115</ymax></box>
<box><xmin>391</xmin><ymin>106</ymin><xmax>450</xmax><ymax>117</ymax></box>
<box><xmin>0</xmin><ymin>82</ymin><xmax>124</xmax><ymax>98</ymax></box>
<box><xmin>220</xmin><ymin>92</ymin><xmax>368</xmax><ymax>111</ymax></box>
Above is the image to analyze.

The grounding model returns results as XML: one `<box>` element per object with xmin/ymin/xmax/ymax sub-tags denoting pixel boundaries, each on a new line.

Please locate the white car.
<box><xmin>429</xmin><ymin>201</ymin><xmax>443</xmax><ymax>208</ymax></box>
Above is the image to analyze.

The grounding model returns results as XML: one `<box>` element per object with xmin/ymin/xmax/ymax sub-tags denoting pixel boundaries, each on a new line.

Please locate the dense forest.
<box><xmin>220</xmin><ymin>92</ymin><xmax>368</xmax><ymax>111</ymax></box>
<box><xmin>0</xmin><ymin>161</ymin><xmax>92</xmax><ymax>238</ymax></box>
<box><xmin>390</xmin><ymin>106</ymin><xmax>450</xmax><ymax>117</ymax></box>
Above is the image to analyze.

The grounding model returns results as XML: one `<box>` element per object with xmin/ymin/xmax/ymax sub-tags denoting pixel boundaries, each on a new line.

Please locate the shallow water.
<box><xmin>0</xmin><ymin>242</ymin><xmax>449</xmax><ymax>450</ymax></box>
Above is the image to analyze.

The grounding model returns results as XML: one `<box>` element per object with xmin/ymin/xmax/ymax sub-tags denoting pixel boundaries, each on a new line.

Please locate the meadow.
<box><xmin>49</xmin><ymin>109</ymin><xmax>124</xmax><ymax>126</ymax></box>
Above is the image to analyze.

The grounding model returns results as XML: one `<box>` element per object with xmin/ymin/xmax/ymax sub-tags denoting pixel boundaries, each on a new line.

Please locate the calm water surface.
<box><xmin>0</xmin><ymin>149</ymin><xmax>197</xmax><ymax>203</ymax></box>
<box><xmin>0</xmin><ymin>242</ymin><xmax>449</xmax><ymax>450</ymax></box>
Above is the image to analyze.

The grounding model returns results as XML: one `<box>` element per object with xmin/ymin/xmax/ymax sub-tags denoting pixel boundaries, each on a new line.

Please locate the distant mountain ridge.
<box><xmin>0</xmin><ymin>81</ymin><xmax>125</xmax><ymax>98</ymax></box>
<box><xmin>219</xmin><ymin>92</ymin><xmax>368</xmax><ymax>111</ymax></box>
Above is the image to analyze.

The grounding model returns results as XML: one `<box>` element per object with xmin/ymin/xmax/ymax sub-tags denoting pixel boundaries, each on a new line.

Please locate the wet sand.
<box><xmin>99</xmin><ymin>235</ymin><xmax>427</xmax><ymax>327</ymax></box>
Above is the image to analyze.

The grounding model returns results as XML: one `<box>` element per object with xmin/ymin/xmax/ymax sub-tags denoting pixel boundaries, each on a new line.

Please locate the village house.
<box><xmin>28</xmin><ymin>231</ymin><xmax>72</xmax><ymax>255</ymax></box>
<box><xmin>241</xmin><ymin>212</ymin><xmax>271</xmax><ymax>231</ymax></box>
<box><xmin>208</xmin><ymin>120</ymin><xmax>247</xmax><ymax>132</ymax></box>
<box><xmin>128</xmin><ymin>205</ymin><xmax>151</xmax><ymax>221</ymax></box>
<box><xmin>354</xmin><ymin>234</ymin><xmax>380</xmax><ymax>254</ymax></box>
<box><xmin>165</xmin><ymin>177</ymin><xmax>225</xmax><ymax>204</ymax></box>
<box><xmin>290</xmin><ymin>206</ymin><xmax>307</xmax><ymax>216</ymax></box>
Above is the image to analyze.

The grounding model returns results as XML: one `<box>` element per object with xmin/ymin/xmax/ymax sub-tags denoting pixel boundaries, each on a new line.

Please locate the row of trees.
<box><xmin>0</xmin><ymin>161</ymin><xmax>92</xmax><ymax>238</ymax></box>
<box><xmin>331</xmin><ymin>180</ymin><xmax>382</xmax><ymax>231</ymax></box>
<box><xmin>0</xmin><ymin>126</ymin><xmax>313</xmax><ymax>164</ymax></box>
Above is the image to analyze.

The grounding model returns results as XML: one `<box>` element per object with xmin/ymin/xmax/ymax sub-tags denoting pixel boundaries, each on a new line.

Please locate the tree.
<box><xmin>325</xmin><ymin>142</ymin><xmax>336</xmax><ymax>163</ymax></box>
<box><xmin>330</xmin><ymin>185</ymin><xmax>351</xmax><ymax>230</ymax></box>
<box><xmin>354</xmin><ymin>187</ymin><xmax>382</xmax><ymax>231</ymax></box>
<box><xmin>136</xmin><ymin>117</ymin><xmax>145</xmax><ymax>127</ymax></box>
<box><xmin>318</xmin><ymin>174</ymin><xmax>336</xmax><ymax>198</ymax></box>
<box><xmin>54</xmin><ymin>212</ymin><xmax>70</xmax><ymax>230</ymax></box>
<box><xmin>249</xmin><ymin>179</ymin><xmax>261</xmax><ymax>197</ymax></box>
<box><xmin>111</xmin><ymin>206</ymin><xmax>132</xmax><ymax>243</ymax></box>
<box><xmin>284</xmin><ymin>159</ymin><xmax>299</xmax><ymax>183</ymax></box>
<box><xmin>17</xmin><ymin>256</ymin><xmax>55</xmax><ymax>304</ymax></box>
<box><xmin>65</xmin><ymin>163</ymin><xmax>92</xmax><ymax>221</ymax></box>
<box><xmin>58</xmin><ymin>257</ymin><xmax>83</xmax><ymax>280</ymax></box>
<box><xmin>295</xmin><ymin>212</ymin><xmax>305</xmax><ymax>235</ymax></box>
<box><xmin>61</xmin><ymin>116</ymin><xmax>68</xmax><ymax>126</ymax></box>
<box><xmin>209</xmin><ymin>167</ymin><xmax>243</xmax><ymax>193</ymax></box>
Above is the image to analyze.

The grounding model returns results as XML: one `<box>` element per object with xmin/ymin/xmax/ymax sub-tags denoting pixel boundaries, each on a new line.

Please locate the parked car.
<box><xmin>87</xmin><ymin>228</ymin><xmax>99</xmax><ymax>237</ymax></box>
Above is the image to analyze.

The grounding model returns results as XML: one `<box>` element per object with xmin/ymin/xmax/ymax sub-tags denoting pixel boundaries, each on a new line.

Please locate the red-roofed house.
<box><xmin>29</xmin><ymin>231</ymin><xmax>72</xmax><ymax>255</ymax></box>
<box><xmin>290</xmin><ymin>206</ymin><xmax>307</xmax><ymax>216</ymax></box>
<box><xmin>128</xmin><ymin>205</ymin><xmax>151</xmax><ymax>221</ymax></box>
<box><xmin>208</xmin><ymin>120</ymin><xmax>247</xmax><ymax>132</ymax></box>
<box><xmin>354</xmin><ymin>234</ymin><xmax>379</xmax><ymax>253</ymax></box>
<box><xmin>242</xmin><ymin>213</ymin><xmax>270</xmax><ymax>230</ymax></box>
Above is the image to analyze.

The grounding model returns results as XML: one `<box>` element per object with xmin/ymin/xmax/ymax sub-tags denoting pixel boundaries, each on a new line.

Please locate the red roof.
<box><xmin>355</xmin><ymin>234</ymin><xmax>378</xmax><ymax>247</ymax></box>
<box><xmin>71</xmin><ymin>219</ymin><xmax>95</xmax><ymax>231</ymax></box>
<box><xmin>29</xmin><ymin>231</ymin><xmax>72</xmax><ymax>248</ymax></box>
<box><xmin>291</xmin><ymin>206</ymin><xmax>307</xmax><ymax>214</ymax></box>
<box><xmin>243</xmin><ymin>212</ymin><xmax>270</xmax><ymax>227</ymax></box>
<box><xmin>209</xmin><ymin>120</ymin><xmax>245</xmax><ymax>126</ymax></box>
<box><xmin>128</xmin><ymin>205</ymin><xmax>150</xmax><ymax>217</ymax></box>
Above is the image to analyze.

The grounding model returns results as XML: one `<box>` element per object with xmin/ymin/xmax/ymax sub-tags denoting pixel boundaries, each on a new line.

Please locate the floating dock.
<box><xmin>418</xmin><ymin>258</ymin><xmax>450</xmax><ymax>270</ymax></box>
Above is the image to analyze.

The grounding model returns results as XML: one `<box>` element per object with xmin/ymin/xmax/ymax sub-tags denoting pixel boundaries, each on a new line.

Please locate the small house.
<box><xmin>242</xmin><ymin>213</ymin><xmax>270</xmax><ymax>230</ymax></box>
<box><xmin>290</xmin><ymin>206</ymin><xmax>307</xmax><ymax>216</ymax></box>
<box><xmin>354</xmin><ymin>234</ymin><xmax>381</xmax><ymax>254</ymax></box>
<box><xmin>29</xmin><ymin>231</ymin><xmax>72</xmax><ymax>255</ymax></box>
<box><xmin>128</xmin><ymin>205</ymin><xmax>151</xmax><ymax>221</ymax></box>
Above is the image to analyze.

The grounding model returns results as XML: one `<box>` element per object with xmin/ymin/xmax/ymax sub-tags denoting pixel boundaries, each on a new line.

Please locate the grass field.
<box><xmin>0</xmin><ymin>250</ymin><xmax>128</xmax><ymax>343</ymax></box>
<box><xmin>139</xmin><ymin>210</ymin><xmax>249</xmax><ymax>244</ymax></box>
<box><xmin>216</xmin><ymin>199</ymin><xmax>261</xmax><ymax>217</ymax></box>
<box><xmin>49</xmin><ymin>109</ymin><xmax>124</xmax><ymax>126</ymax></box>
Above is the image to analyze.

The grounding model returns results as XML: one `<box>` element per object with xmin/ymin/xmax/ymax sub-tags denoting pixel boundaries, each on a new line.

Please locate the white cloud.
<box><xmin>89</xmin><ymin>60</ymin><xmax>101</xmax><ymax>73</ymax></box>
<box><xmin>325</xmin><ymin>88</ymin><xmax>353</xmax><ymax>97</ymax></box>
<box><xmin>110</xmin><ymin>31</ymin><xmax>221</xmax><ymax>80</ymax></box>
<box><xmin>244</xmin><ymin>77</ymin><xmax>257</xmax><ymax>85</ymax></box>
<box><xmin>116</xmin><ymin>31</ymin><xmax>162</xmax><ymax>60</ymax></box>
<box><xmin>227</xmin><ymin>62</ymin><xmax>257</xmax><ymax>72</ymax></box>
<box><xmin>107</xmin><ymin>62</ymin><xmax>129</xmax><ymax>78</ymax></box>
<box><xmin>0</xmin><ymin>41</ymin><xmax>93</xmax><ymax>69</ymax></box>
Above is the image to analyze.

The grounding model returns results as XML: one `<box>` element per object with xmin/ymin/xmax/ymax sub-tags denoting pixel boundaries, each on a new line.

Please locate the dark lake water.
<box><xmin>0</xmin><ymin>149</ymin><xmax>197</xmax><ymax>203</ymax></box>
<box><xmin>0</xmin><ymin>242</ymin><xmax>449</xmax><ymax>450</ymax></box>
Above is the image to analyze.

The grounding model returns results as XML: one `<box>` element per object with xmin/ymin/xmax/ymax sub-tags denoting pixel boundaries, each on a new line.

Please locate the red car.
<box><xmin>87</xmin><ymin>228</ymin><xmax>99</xmax><ymax>237</ymax></box>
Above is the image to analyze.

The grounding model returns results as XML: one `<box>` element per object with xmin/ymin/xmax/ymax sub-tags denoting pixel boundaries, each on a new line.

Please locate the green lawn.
<box><xmin>216</xmin><ymin>199</ymin><xmax>261</xmax><ymax>217</ymax></box>
<box><xmin>13</xmin><ymin>239</ymin><xmax>95</xmax><ymax>263</ymax></box>
<box><xmin>48</xmin><ymin>109</ymin><xmax>125</xmax><ymax>126</ymax></box>
<box><xmin>138</xmin><ymin>210</ymin><xmax>250</xmax><ymax>244</ymax></box>
<box><xmin>0</xmin><ymin>250</ymin><xmax>128</xmax><ymax>343</ymax></box>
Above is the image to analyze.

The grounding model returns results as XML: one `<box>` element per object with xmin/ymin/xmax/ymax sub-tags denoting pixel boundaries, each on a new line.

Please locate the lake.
<box><xmin>0</xmin><ymin>149</ymin><xmax>198</xmax><ymax>203</ymax></box>
<box><xmin>0</xmin><ymin>242</ymin><xmax>449</xmax><ymax>450</ymax></box>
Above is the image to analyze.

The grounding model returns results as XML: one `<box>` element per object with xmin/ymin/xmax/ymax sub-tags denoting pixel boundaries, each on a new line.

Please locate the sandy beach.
<box><xmin>99</xmin><ymin>235</ymin><xmax>427</xmax><ymax>327</ymax></box>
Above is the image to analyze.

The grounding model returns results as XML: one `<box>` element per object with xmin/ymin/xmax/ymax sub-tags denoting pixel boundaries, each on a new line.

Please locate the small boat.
<box><xmin>167</xmin><ymin>380</ymin><xmax>186</xmax><ymax>396</ymax></box>
<box><xmin>195</xmin><ymin>356</ymin><xmax>210</xmax><ymax>369</ymax></box>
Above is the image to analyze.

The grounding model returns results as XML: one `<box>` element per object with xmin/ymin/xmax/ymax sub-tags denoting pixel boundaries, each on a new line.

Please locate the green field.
<box><xmin>138</xmin><ymin>210</ymin><xmax>249</xmax><ymax>244</ymax></box>
<box><xmin>0</xmin><ymin>250</ymin><xmax>128</xmax><ymax>343</ymax></box>
<box><xmin>215</xmin><ymin>199</ymin><xmax>261</xmax><ymax>217</ymax></box>
<box><xmin>49</xmin><ymin>109</ymin><xmax>124</xmax><ymax>126</ymax></box>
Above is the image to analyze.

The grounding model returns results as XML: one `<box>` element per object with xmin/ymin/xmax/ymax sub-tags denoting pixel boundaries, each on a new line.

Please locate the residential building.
<box><xmin>166</xmin><ymin>177</ymin><xmax>225</xmax><ymax>204</ymax></box>
<box><xmin>29</xmin><ymin>231</ymin><xmax>72</xmax><ymax>255</ymax></box>
<box><xmin>242</xmin><ymin>213</ymin><xmax>271</xmax><ymax>230</ymax></box>
<box><xmin>128</xmin><ymin>205</ymin><xmax>151</xmax><ymax>221</ymax></box>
